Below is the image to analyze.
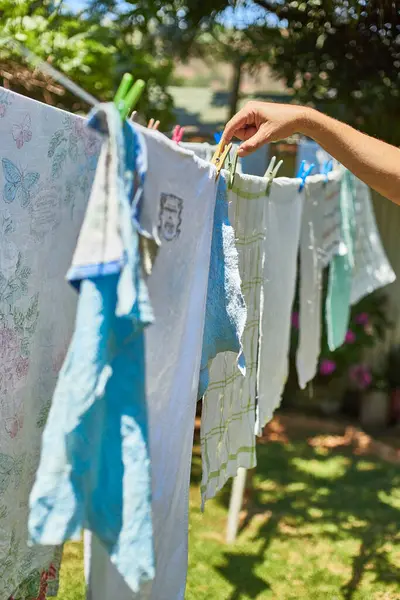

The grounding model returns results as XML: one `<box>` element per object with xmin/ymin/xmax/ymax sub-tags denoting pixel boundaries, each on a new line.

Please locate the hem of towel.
<box><xmin>255</xmin><ymin>392</ymin><xmax>284</xmax><ymax>437</ymax></box>
<box><xmin>200</xmin><ymin>449</ymin><xmax>257</xmax><ymax>510</ymax></box>
<box><xmin>351</xmin><ymin>271</ymin><xmax>396</xmax><ymax>306</ymax></box>
<box><xmin>67</xmin><ymin>256</ymin><xmax>126</xmax><ymax>288</ymax></box>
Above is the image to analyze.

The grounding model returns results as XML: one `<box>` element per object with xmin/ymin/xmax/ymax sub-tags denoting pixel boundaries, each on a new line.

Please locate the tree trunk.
<box><xmin>229</xmin><ymin>57</ymin><xmax>243</xmax><ymax>120</ymax></box>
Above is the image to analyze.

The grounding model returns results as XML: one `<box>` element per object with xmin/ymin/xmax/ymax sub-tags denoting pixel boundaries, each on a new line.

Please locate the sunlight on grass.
<box><xmin>58</xmin><ymin>436</ymin><xmax>400</xmax><ymax>600</ymax></box>
<box><xmin>292</xmin><ymin>455</ymin><xmax>350</xmax><ymax>479</ymax></box>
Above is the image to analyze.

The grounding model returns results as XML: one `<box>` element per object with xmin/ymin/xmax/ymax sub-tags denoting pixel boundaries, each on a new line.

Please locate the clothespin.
<box><xmin>114</xmin><ymin>73</ymin><xmax>145</xmax><ymax>121</ymax></box>
<box><xmin>211</xmin><ymin>140</ymin><xmax>233</xmax><ymax>180</ymax></box>
<box><xmin>214</xmin><ymin>131</ymin><xmax>223</xmax><ymax>144</ymax></box>
<box><xmin>148</xmin><ymin>118</ymin><xmax>160</xmax><ymax>130</ymax></box>
<box><xmin>227</xmin><ymin>148</ymin><xmax>239</xmax><ymax>190</ymax></box>
<box><xmin>264</xmin><ymin>155</ymin><xmax>283</xmax><ymax>196</ymax></box>
<box><xmin>130</xmin><ymin>111</ymin><xmax>137</xmax><ymax>122</ymax></box>
<box><xmin>297</xmin><ymin>160</ymin><xmax>315</xmax><ymax>192</ymax></box>
<box><xmin>321</xmin><ymin>159</ymin><xmax>333</xmax><ymax>184</ymax></box>
<box><xmin>172</xmin><ymin>125</ymin><xmax>185</xmax><ymax>143</ymax></box>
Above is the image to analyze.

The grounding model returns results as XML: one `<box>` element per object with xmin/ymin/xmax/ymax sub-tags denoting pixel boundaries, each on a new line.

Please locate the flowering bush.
<box><xmin>290</xmin><ymin>291</ymin><xmax>392</xmax><ymax>393</ymax></box>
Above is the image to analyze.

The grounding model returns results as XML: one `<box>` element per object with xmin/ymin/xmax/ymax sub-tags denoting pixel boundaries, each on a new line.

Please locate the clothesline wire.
<box><xmin>0</xmin><ymin>37</ymin><xmax>98</xmax><ymax>107</ymax></box>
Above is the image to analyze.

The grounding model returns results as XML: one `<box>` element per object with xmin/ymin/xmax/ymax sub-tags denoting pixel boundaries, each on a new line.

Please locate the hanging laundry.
<box><xmin>326</xmin><ymin>170</ymin><xmax>357</xmax><ymax>351</ymax></box>
<box><xmin>200</xmin><ymin>172</ymin><xmax>266</xmax><ymax>505</ymax></box>
<box><xmin>256</xmin><ymin>177</ymin><xmax>304</xmax><ymax>434</ymax></box>
<box><xmin>198</xmin><ymin>173</ymin><xmax>246</xmax><ymax>399</ymax></box>
<box><xmin>29</xmin><ymin>104</ymin><xmax>156</xmax><ymax>594</ymax></box>
<box><xmin>296</xmin><ymin>138</ymin><xmax>333</xmax><ymax>174</ymax></box>
<box><xmin>0</xmin><ymin>86</ymin><xmax>100</xmax><ymax>598</ymax></box>
<box><xmin>350</xmin><ymin>176</ymin><xmax>396</xmax><ymax>305</ymax></box>
<box><xmin>181</xmin><ymin>141</ymin><xmax>215</xmax><ymax>162</ymax></box>
<box><xmin>84</xmin><ymin>125</ymin><xmax>218</xmax><ymax>600</ymax></box>
<box><xmin>296</xmin><ymin>170</ymin><xmax>342</xmax><ymax>388</ymax></box>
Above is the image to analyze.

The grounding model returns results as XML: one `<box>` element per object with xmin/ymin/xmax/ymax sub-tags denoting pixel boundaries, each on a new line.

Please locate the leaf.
<box><xmin>68</xmin><ymin>133</ymin><xmax>79</xmax><ymax>162</ymax></box>
<box><xmin>48</xmin><ymin>130</ymin><xmax>66</xmax><ymax>158</ymax></box>
<box><xmin>36</xmin><ymin>402</ymin><xmax>51</xmax><ymax>429</ymax></box>
<box><xmin>51</xmin><ymin>147</ymin><xmax>67</xmax><ymax>179</ymax></box>
<box><xmin>12</xmin><ymin>308</ymin><xmax>25</xmax><ymax>332</ymax></box>
<box><xmin>21</xmin><ymin>337</ymin><xmax>30</xmax><ymax>358</ymax></box>
<box><xmin>14</xmin><ymin>252</ymin><xmax>22</xmax><ymax>276</ymax></box>
<box><xmin>4</xmin><ymin>280</ymin><xmax>21</xmax><ymax>302</ymax></box>
<box><xmin>26</xmin><ymin>293</ymin><xmax>39</xmax><ymax>322</ymax></box>
<box><xmin>19</xmin><ymin>266</ymin><xmax>31</xmax><ymax>281</ymax></box>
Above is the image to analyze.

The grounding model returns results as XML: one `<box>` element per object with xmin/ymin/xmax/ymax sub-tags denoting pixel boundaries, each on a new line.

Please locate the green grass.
<box><xmin>57</xmin><ymin>431</ymin><xmax>400</xmax><ymax>600</ymax></box>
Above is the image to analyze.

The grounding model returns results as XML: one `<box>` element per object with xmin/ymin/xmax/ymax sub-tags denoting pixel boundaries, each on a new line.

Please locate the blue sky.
<box><xmin>65</xmin><ymin>0</ymin><xmax>270</xmax><ymax>27</ymax></box>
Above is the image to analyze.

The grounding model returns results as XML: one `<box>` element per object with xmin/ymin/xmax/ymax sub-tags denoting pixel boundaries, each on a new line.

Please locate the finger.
<box><xmin>233</xmin><ymin>126</ymin><xmax>257</xmax><ymax>142</ymax></box>
<box><xmin>238</xmin><ymin>127</ymin><xmax>268</xmax><ymax>156</ymax></box>
<box><xmin>221</xmin><ymin>106</ymin><xmax>253</xmax><ymax>146</ymax></box>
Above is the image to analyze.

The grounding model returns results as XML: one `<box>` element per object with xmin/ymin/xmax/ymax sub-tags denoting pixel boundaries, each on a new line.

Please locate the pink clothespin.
<box><xmin>172</xmin><ymin>125</ymin><xmax>185</xmax><ymax>143</ymax></box>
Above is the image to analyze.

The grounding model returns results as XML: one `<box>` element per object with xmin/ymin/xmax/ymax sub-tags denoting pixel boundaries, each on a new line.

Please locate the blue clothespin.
<box><xmin>214</xmin><ymin>131</ymin><xmax>223</xmax><ymax>144</ymax></box>
<box><xmin>321</xmin><ymin>159</ymin><xmax>333</xmax><ymax>184</ymax></box>
<box><xmin>297</xmin><ymin>160</ymin><xmax>315</xmax><ymax>192</ymax></box>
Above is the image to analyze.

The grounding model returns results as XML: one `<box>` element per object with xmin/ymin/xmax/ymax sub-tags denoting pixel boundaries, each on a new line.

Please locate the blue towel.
<box><xmin>29</xmin><ymin>104</ymin><xmax>155</xmax><ymax>593</ymax></box>
<box><xmin>326</xmin><ymin>170</ymin><xmax>356</xmax><ymax>351</ymax></box>
<box><xmin>198</xmin><ymin>174</ymin><xmax>246</xmax><ymax>398</ymax></box>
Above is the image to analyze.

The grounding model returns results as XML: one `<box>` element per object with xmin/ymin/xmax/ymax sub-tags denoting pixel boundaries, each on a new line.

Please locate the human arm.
<box><xmin>221</xmin><ymin>102</ymin><xmax>400</xmax><ymax>205</ymax></box>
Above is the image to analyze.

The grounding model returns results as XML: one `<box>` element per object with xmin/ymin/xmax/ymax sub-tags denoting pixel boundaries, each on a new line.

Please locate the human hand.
<box><xmin>221</xmin><ymin>101</ymin><xmax>309</xmax><ymax>156</ymax></box>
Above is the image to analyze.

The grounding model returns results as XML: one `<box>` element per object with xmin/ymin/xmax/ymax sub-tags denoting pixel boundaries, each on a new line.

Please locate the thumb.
<box><xmin>238</xmin><ymin>127</ymin><xmax>268</xmax><ymax>156</ymax></box>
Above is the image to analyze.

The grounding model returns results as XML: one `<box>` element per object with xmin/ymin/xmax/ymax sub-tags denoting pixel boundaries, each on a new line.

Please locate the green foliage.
<box><xmin>0</xmin><ymin>0</ymin><xmax>174</xmax><ymax>124</ymax></box>
<box><xmin>250</xmin><ymin>0</ymin><xmax>400</xmax><ymax>145</ymax></box>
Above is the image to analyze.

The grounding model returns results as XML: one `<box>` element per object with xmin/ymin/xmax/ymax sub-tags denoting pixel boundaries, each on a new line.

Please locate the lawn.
<box><xmin>57</xmin><ymin>417</ymin><xmax>400</xmax><ymax>600</ymax></box>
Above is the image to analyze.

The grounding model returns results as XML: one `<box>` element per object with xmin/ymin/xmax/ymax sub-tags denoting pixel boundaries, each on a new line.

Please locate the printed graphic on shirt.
<box><xmin>158</xmin><ymin>193</ymin><xmax>183</xmax><ymax>242</ymax></box>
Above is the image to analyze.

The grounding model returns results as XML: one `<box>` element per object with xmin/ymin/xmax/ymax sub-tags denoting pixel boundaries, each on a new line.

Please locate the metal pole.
<box><xmin>226</xmin><ymin>467</ymin><xmax>247</xmax><ymax>544</ymax></box>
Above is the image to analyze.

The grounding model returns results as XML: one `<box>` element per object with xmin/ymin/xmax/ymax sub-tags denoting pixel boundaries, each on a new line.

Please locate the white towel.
<box><xmin>200</xmin><ymin>172</ymin><xmax>265</xmax><ymax>505</ymax></box>
<box><xmin>256</xmin><ymin>177</ymin><xmax>304</xmax><ymax>433</ymax></box>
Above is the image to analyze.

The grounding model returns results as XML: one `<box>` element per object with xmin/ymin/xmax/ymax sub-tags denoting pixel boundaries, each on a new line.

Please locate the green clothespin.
<box><xmin>114</xmin><ymin>73</ymin><xmax>146</xmax><ymax>121</ymax></box>
<box><xmin>228</xmin><ymin>148</ymin><xmax>239</xmax><ymax>190</ymax></box>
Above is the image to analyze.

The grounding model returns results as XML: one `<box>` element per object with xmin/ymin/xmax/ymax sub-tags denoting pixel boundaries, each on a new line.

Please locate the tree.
<box><xmin>0</xmin><ymin>0</ymin><xmax>175</xmax><ymax>124</ymax></box>
<box><xmin>96</xmin><ymin>0</ymin><xmax>400</xmax><ymax>143</ymax></box>
<box><xmin>255</xmin><ymin>0</ymin><xmax>400</xmax><ymax>145</ymax></box>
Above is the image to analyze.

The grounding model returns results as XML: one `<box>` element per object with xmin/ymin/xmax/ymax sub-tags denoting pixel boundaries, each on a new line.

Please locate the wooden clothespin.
<box><xmin>148</xmin><ymin>118</ymin><xmax>160</xmax><ymax>130</ymax></box>
<box><xmin>297</xmin><ymin>160</ymin><xmax>315</xmax><ymax>192</ymax></box>
<box><xmin>114</xmin><ymin>73</ymin><xmax>145</xmax><ymax>121</ymax></box>
<box><xmin>172</xmin><ymin>125</ymin><xmax>185</xmax><ymax>143</ymax></box>
<box><xmin>264</xmin><ymin>156</ymin><xmax>283</xmax><ymax>195</ymax></box>
<box><xmin>211</xmin><ymin>140</ymin><xmax>233</xmax><ymax>180</ymax></box>
<box><xmin>227</xmin><ymin>148</ymin><xmax>239</xmax><ymax>190</ymax></box>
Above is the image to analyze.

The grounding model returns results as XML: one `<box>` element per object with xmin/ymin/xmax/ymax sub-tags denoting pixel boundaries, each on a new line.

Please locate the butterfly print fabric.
<box><xmin>0</xmin><ymin>87</ymin><xmax>100</xmax><ymax>599</ymax></box>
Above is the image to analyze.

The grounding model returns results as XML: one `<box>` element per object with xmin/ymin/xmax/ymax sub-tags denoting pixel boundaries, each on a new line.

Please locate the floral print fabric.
<box><xmin>0</xmin><ymin>86</ymin><xmax>101</xmax><ymax>599</ymax></box>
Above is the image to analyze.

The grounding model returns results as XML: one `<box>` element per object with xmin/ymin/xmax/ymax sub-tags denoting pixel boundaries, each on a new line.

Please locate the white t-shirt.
<box><xmin>86</xmin><ymin>127</ymin><xmax>217</xmax><ymax>600</ymax></box>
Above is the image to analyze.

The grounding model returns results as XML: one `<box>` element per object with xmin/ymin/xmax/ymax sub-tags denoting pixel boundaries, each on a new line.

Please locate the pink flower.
<box><xmin>15</xmin><ymin>357</ymin><xmax>29</xmax><ymax>380</ymax></box>
<box><xmin>0</xmin><ymin>326</ymin><xmax>29</xmax><ymax>394</ymax></box>
<box><xmin>345</xmin><ymin>330</ymin><xmax>356</xmax><ymax>344</ymax></box>
<box><xmin>319</xmin><ymin>359</ymin><xmax>337</xmax><ymax>376</ymax></box>
<box><xmin>355</xmin><ymin>312</ymin><xmax>369</xmax><ymax>326</ymax></box>
<box><xmin>291</xmin><ymin>311</ymin><xmax>299</xmax><ymax>329</ymax></box>
<box><xmin>349</xmin><ymin>364</ymin><xmax>372</xmax><ymax>390</ymax></box>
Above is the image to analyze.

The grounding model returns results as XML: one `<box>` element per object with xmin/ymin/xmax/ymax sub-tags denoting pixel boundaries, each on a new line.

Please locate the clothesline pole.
<box><xmin>226</xmin><ymin>467</ymin><xmax>247</xmax><ymax>543</ymax></box>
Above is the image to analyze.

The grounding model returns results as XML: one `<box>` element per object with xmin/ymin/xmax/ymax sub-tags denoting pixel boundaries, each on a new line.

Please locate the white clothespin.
<box><xmin>264</xmin><ymin>156</ymin><xmax>283</xmax><ymax>196</ymax></box>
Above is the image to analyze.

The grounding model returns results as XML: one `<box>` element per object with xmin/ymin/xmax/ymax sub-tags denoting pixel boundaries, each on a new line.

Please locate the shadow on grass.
<box><xmin>194</xmin><ymin>435</ymin><xmax>400</xmax><ymax>600</ymax></box>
